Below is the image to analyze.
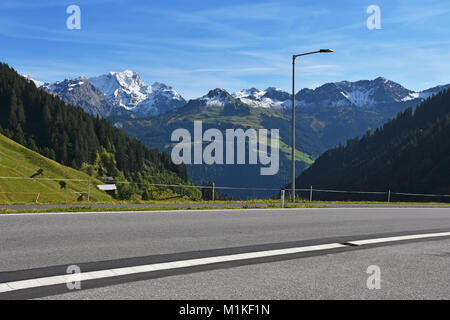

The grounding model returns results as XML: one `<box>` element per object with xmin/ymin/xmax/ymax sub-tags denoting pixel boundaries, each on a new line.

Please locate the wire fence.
<box><xmin>1</xmin><ymin>176</ymin><xmax>449</xmax><ymax>203</ymax></box>
<box><xmin>288</xmin><ymin>187</ymin><xmax>450</xmax><ymax>203</ymax></box>
<box><xmin>114</xmin><ymin>181</ymin><xmax>280</xmax><ymax>191</ymax></box>
<box><xmin>104</xmin><ymin>180</ymin><xmax>450</xmax><ymax>203</ymax></box>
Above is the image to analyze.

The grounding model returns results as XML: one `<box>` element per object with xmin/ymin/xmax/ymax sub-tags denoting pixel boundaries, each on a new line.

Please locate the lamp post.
<box><xmin>291</xmin><ymin>49</ymin><xmax>333</xmax><ymax>203</ymax></box>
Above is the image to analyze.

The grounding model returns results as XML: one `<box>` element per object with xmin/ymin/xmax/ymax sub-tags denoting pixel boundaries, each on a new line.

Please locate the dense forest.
<box><xmin>0</xmin><ymin>63</ymin><xmax>201</xmax><ymax>200</ymax></box>
<box><xmin>295</xmin><ymin>88</ymin><xmax>450</xmax><ymax>202</ymax></box>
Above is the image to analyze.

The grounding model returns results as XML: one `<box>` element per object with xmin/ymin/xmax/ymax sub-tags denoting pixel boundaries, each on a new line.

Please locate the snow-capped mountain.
<box><xmin>232</xmin><ymin>77</ymin><xmax>450</xmax><ymax>110</ymax></box>
<box><xmin>89</xmin><ymin>70</ymin><xmax>185</xmax><ymax>116</ymax></box>
<box><xmin>295</xmin><ymin>77</ymin><xmax>415</xmax><ymax>108</ymax></box>
<box><xmin>232</xmin><ymin>87</ymin><xmax>289</xmax><ymax>109</ymax></box>
<box><xmin>25</xmin><ymin>71</ymin><xmax>450</xmax><ymax>119</ymax></box>
<box><xmin>40</xmin><ymin>76</ymin><xmax>117</xmax><ymax>117</ymax></box>
<box><xmin>201</xmin><ymin>88</ymin><xmax>236</xmax><ymax>107</ymax></box>
<box><xmin>178</xmin><ymin>88</ymin><xmax>251</xmax><ymax>117</ymax></box>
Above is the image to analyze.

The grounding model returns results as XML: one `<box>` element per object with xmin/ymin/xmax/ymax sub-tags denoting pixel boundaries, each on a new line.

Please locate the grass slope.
<box><xmin>0</xmin><ymin>133</ymin><xmax>112</xmax><ymax>204</ymax></box>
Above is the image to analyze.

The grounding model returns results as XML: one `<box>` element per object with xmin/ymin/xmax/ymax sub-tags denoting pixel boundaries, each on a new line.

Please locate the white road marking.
<box><xmin>0</xmin><ymin>243</ymin><xmax>345</xmax><ymax>293</ymax></box>
<box><xmin>0</xmin><ymin>231</ymin><xmax>449</xmax><ymax>294</ymax></box>
<box><xmin>346</xmin><ymin>232</ymin><xmax>450</xmax><ymax>246</ymax></box>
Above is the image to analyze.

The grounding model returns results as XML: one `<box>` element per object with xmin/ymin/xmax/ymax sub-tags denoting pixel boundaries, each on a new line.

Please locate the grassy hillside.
<box><xmin>0</xmin><ymin>63</ymin><xmax>201</xmax><ymax>201</ymax></box>
<box><xmin>0</xmin><ymin>133</ymin><xmax>112</xmax><ymax>204</ymax></box>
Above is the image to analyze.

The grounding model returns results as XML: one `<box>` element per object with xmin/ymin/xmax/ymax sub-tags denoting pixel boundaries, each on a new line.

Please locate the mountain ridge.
<box><xmin>28</xmin><ymin>71</ymin><xmax>450</xmax><ymax>119</ymax></box>
<box><xmin>19</xmin><ymin>69</ymin><xmax>450</xmax><ymax>199</ymax></box>
<box><xmin>294</xmin><ymin>88</ymin><xmax>450</xmax><ymax>200</ymax></box>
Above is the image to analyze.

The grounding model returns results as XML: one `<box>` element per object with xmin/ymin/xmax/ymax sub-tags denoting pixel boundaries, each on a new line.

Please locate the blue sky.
<box><xmin>1</xmin><ymin>0</ymin><xmax>450</xmax><ymax>99</ymax></box>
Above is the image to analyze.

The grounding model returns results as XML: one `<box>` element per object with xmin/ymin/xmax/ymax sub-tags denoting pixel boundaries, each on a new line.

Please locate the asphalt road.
<box><xmin>0</xmin><ymin>207</ymin><xmax>449</xmax><ymax>299</ymax></box>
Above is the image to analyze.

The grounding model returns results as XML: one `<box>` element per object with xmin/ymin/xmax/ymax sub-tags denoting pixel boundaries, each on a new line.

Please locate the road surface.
<box><xmin>0</xmin><ymin>207</ymin><xmax>449</xmax><ymax>299</ymax></box>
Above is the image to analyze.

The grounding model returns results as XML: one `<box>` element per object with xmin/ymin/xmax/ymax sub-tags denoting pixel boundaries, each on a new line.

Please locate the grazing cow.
<box><xmin>30</xmin><ymin>169</ymin><xmax>43</xmax><ymax>178</ymax></box>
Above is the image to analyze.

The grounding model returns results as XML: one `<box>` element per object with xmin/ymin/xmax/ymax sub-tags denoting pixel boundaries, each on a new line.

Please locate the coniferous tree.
<box><xmin>295</xmin><ymin>89</ymin><xmax>450</xmax><ymax>201</ymax></box>
<box><xmin>0</xmin><ymin>63</ymin><xmax>202</xmax><ymax>200</ymax></box>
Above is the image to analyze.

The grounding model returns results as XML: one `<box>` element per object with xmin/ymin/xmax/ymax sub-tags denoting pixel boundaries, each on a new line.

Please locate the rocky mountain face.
<box><xmin>41</xmin><ymin>77</ymin><xmax>117</xmax><ymax>118</ymax></box>
<box><xmin>294</xmin><ymin>77</ymin><xmax>414</xmax><ymax>108</ymax></box>
<box><xmin>88</xmin><ymin>70</ymin><xmax>186</xmax><ymax>117</ymax></box>
<box><xmin>29</xmin><ymin>71</ymin><xmax>449</xmax><ymax>119</ymax></box>
<box><xmin>233</xmin><ymin>77</ymin><xmax>442</xmax><ymax>110</ymax></box>
<box><xmin>29</xmin><ymin>70</ymin><xmax>185</xmax><ymax>118</ymax></box>
<box><xmin>232</xmin><ymin>87</ymin><xmax>290</xmax><ymax>109</ymax></box>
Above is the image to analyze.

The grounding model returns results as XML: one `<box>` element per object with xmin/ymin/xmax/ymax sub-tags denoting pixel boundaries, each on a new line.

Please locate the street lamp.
<box><xmin>291</xmin><ymin>49</ymin><xmax>333</xmax><ymax>203</ymax></box>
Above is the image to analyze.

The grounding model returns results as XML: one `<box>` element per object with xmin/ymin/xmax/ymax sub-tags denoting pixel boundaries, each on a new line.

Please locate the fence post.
<box><xmin>310</xmin><ymin>185</ymin><xmax>313</xmax><ymax>202</ymax></box>
<box><xmin>87</xmin><ymin>178</ymin><xmax>91</xmax><ymax>202</ymax></box>
<box><xmin>212</xmin><ymin>182</ymin><xmax>215</xmax><ymax>202</ymax></box>
<box><xmin>388</xmin><ymin>189</ymin><xmax>391</xmax><ymax>203</ymax></box>
<box><xmin>281</xmin><ymin>189</ymin><xmax>285</xmax><ymax>208</ymax></box>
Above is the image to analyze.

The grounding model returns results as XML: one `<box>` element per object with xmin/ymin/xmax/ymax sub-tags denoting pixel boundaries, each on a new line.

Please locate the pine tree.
<box><xmin>0</xmin><ymin>62</ymin><xmax>201</xmax><ymax>200</ymax></box>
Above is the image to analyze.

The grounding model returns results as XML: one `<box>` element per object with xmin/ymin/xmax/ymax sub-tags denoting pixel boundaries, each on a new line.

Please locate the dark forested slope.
<box><xmin>0</xmin><ymin>63</ymin><xmax>200</xmax><ymax>200</ymax></box>
<box><xmin>296</xmin><ymin>88</ymin><xmax>450</xmax><ymax>198</ymax></box>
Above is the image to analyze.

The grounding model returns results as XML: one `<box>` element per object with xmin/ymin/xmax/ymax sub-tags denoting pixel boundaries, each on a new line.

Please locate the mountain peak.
<box><xmin>39</xmin><ymin>75</ymin><xmax>116</xmax><ymax>118</ymax></box>
<box><xmin>374</xmin><ymin>76</ymin><xmax>387</xmax><ymax>82</ymax></box>
<box><xmin>230</xmin><ymin>87</ymin><xmax>289</xmax><ymax>109</ymax></box>
<box><xmin>201</xmin><ymin>88</ymin><xmax>234</xmax><ymax>107</ymax></box>
<box><xmin>205</xmin><ymin>88</ymin><xmax>231</xmax><ymax>98</ymax></box>
<box><xmin>294</xmin><ymin>77</ymin><xmax>415</xmax><ymax>108</ymax></box>
<box><xmin>233</xmin><ymin>88</ymin><xmax>264</xmax><ymax>100</ymax></box>
<box><xmin>263</xmin><ymin>87</ymin><xmax>290</xmax><ymax>103</ymax></box>
<box><xmin>113</xmin><ymin>69</ymin><xmax>139</xmax><ymax>77</ymax></box>
<box><xmin>88</xmin><ymin>71</ymin><xmax>185</xmax><ymax>115</ymax></box>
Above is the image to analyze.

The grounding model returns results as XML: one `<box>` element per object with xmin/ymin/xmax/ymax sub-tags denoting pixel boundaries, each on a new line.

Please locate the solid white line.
<box><xmin>0</xmin><ymin>243</ymin><xmax>346</xmax><ymax>293</ymax></box>
<box><xmin>1</xmin><ymin>231</ymin><xmax>450</xmax><ymax>294</ymax></box>
<box><xmin>347</xmin><ymin>232</ymin><xmax>450</xmax><ymax>246</ymax></box>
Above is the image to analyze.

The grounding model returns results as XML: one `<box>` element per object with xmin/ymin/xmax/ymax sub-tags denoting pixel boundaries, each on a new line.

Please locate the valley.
<box><xmin>24</xmin><ymin>70</ymin><xmax>450</xmax><ymax>199</ymax></box>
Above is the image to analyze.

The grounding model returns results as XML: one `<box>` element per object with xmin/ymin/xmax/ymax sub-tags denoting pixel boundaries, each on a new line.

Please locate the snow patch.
<box><xmin>232</xmin><ymin>87</ymin><xmax>290</xmax><ymax>109</ymax></box>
